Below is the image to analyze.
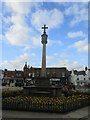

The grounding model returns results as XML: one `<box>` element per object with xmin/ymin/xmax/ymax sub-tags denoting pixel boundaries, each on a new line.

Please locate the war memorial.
<box><xmin>2</xmin><ymin>25</ymin><xmax>90</xmax><ymax>115</ymax></box>
<box><xmin>23</xmin><ymin>25</ymin><xmax>62</xmax><ymax>97</ymax></box>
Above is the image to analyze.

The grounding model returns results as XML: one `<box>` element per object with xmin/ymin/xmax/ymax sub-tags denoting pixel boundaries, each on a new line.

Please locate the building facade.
<box><xmin>0</xmin><ymin>69</ymin><xmax>4</xmax><ymax>86</ymax></box>
<box><xmin>3</xmin><ymin>63</ymin><xmax>89</xmax><ymax>87</ymax></box>
<box><xmin>23</xmin><ymin>62</ymin><xmax>70</xmax><ymax>85</ymax></box>
<box><xmin>3</xmin><ymin>69</ymin><xmax>24</xmax><ymax>85</ymax></box>
<box><xmin>0</xmin><ymin>69</ymin><xmax>4</xmax><ymax>80</ymax></box>
<box><xmin>85</xmin><ymin>67</ymin><xmax>90</xmax><ymax>84</ymax></box>
<box><xmin>70</xmin><ymin>67</ymin><xmax>90</xmax><ymax>87</ymax></box>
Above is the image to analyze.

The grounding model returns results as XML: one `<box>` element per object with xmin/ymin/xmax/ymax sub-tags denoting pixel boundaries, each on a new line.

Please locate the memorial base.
<box><xmin>23</xmin><ymin>86</ymin><xmax>62</xmax><ymax>97</ymax></box>
<box><xmin>23</xmin><ymin>77</ymin><xmax>62</xmax><ymax>97</ymax></box>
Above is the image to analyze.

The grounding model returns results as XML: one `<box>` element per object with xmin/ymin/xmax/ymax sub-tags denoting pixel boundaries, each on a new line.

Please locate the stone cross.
<box><xmin>42</xmin><ymin>25</ymin><xmax>48</xmax><ymax>34</ymax></box>
<box><xmin>41</xmin><ymin>25</ymin><xmax>48</xmax><ymax>77</ymax></box>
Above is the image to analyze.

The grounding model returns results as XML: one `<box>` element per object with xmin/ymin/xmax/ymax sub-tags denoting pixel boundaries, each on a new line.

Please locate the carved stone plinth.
<box><xmin>23</xmin><ymin>85</ymin><xmax>62</xmax><ymax>97</ymax></box>
<box><xmin>35</xmin><ymin>77</ymin><xmax>50</xmax><ymax>87</ymax></box>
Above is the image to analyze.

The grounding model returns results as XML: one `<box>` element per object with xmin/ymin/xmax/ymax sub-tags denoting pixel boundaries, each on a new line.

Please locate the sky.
<box><xmin>0</xmin><ymin>1</ymin><xmax>89</xmax><ymax>71</ymax></box>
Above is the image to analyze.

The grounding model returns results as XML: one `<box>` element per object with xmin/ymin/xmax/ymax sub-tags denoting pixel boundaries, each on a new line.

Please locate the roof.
<box><xmin>31</xmin><ymin>67</ymin><xmax>67</xmax><ymax>70</ymax></box>
<box><xmin>74</xmin><ymin>70</ymin><xmax>86</xmax><ymax>75</ymax></box>
<box><xmin>4</xmin><ymin>70</ymin><xmax>23</xmax><ymax>72</ymax></box>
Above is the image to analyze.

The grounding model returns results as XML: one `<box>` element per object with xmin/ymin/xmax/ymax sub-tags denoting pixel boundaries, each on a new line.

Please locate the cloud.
<box><xmin>1</xmin><ymin>51</ymin><xmax>37</xmax><ymax>70</ymax></box>
<box><xmin>65</xmin><ymin>3</ymin><xmax>88</xmax><ymax>26</ymax></box>
<box><xmin>69</xmin><ymin>38</ymin><xmax>88</xmax><ymax>52</ymax></box>
<box><xmin>2</xmin><ymin>0</ymin><xmax>90</xmax><ymax>2</ymax></box>
<box><xmin>53</xmin><ymin>60</ymin><xmax>83</xmax><ymax>70</ymax></box>
<box><xmin>60</xmin><ymin>52</ymin><xmax>74</xmax><ymax>59</ymax></box>
<box><xmin>0</xmin><ymin>4</ymin><xmax>2</xmax><ymax>41</ymax></box>
<box><xmin>46</xmin><ymin>56</ymin><xmax>54</xmax><ymax>65</ymax></box>
<box><xmin>4</xmin><ymin>2</ymin><xmax>42</xmax><ymax>48</ymax></box>
<box><xmin>31</xmin><ymin>8</ymin><xmax>64</xmax><ymax>31</ymax></box>
<box><xmin>1</xmin><ymin>53</ymin><xmax>29</xmax><ymax>70</ymax></box>
<box><xmin>46</xmin><ymin>53</ymin><xmax>84</xmax><ymax>70</ymax></box>
<box><xmin>5</xmin><ymin>2</ymin><xmax>32</xmax><ymax>15</ymax></box>
<box><xmin>3</xmin><ymin>0</ymin><xmax>44</xmax><ymax>2</ymax></box>
<box><xmin>4</xmin><ymin>2</ymin><xmax>32</xmax><ymax>46</ymax></box>
<box><xmin>23</xmin><ymin>46</ymin><xmax>30</xmax><ymax>51</ymax></box>
<box><xmin>48</xmin><ymin>39</ymin><xmax>63</xmax><ymax>47</ymax></box>
<box><xmin>4</xmin><ymin>2</ymin><xmax>63</xmax><ymax>49</ymax></box>
<box><xmin>68</xmin><ymin>31</ymin><xmax>85</xmax><ymax>38</ymax></box>
<box><xmin>32</xmin><ymin>36</ymin><xmax>41</xmax><ymax>46</ymax></box>
<box><xmin>5</xmin><ymin>15</ymin><xmax>33</xmax><ymax>46</ymax></box>
<box><xmin>49</xmin><ymin>0</ymin><xmax>89</xmax><ymax>1</ymax></box>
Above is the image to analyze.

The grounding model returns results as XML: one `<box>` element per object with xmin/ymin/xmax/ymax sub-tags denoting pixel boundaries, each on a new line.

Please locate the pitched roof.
<box><xmin>74</xmin><ymin>70</ymin><xmax>86</xmax><ymax>75</ymax></box>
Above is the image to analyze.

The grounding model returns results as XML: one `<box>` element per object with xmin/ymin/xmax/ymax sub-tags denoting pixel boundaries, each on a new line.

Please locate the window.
<box><xmin>77</xmin><ymin>78</ymin><xmax>79</xmax><ymax>80</ymax></box>
<box><xmin>16</xmin><ymin>73</ymin><xmax>18</xmax><ymax>76</ymax></box>
<box><xmin>36</xmin><ymin>72</ymin><xmax>39</xmax><ymax>77</ymax></box>
<box><xmin>53</xmin><ymin>72</ymin><xmax>56</xmax><ymax>77</ymax></box>
<box><xmin>16</xmin><ymin>73</ymin><xmax>21</xmax><ymax>77</ymax></box>
<box><xmin>77</xmin><ymin>82</ymin><xmax>79</xmax><ymax>85</ymax></box>
<box><xmin>62</xmin><ymin>72</ymin><xmax>65</xmax><ymax>77</ymax></box>
<box><xmin>12</xmin><ymin>75</ymin><xmax>14</xmax><ymax>78</ymax></box>
<box><xmin>29</xmin><ymin>73</ymin><xmax>31</xmax><ymax>77</ymax></box>
<box><xmin>84</xmin><ymin>78</ymin><xmax>85</xmax><ymax>80</ymax></box>
<box><xmin>32</xmin><ymin>73</ymin><xmax>35</xmax><ymax>77</ymax></box>
<box><xmin>47</xmin><ymin>72</ymin><xmax>50</xmax><ymax>77</ymax></box>
<box><xmin>47</xmin><ymin>72</ymin><xmax>49</xmax><ymax>75</ymax></box>
<box><xmin>19</xmin><ymin>74</ymin><xmax>21</xmax><ymax>76</ymax></box>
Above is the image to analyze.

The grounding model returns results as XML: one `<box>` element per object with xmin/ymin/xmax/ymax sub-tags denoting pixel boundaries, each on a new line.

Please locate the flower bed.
<box><xmin>2</xmin><ymin>90</ymin><xmax>23</xmax><ymax>98</ymax></box>
<box><xmin>61</xmin><ymin>89</ymin><xmax>89</xmax><ymax>97</ymax></box>
<box><xmin>2</xmin><ymin>95</ymin><xmax>90</xmax><ymax>113</ymax></box>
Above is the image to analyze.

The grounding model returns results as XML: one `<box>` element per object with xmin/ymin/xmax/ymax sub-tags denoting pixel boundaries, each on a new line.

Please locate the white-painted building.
<box><xmin>0</xmin><ymin>69</ymin><xmax>4</xmax><ymax>80</ymax></box>
<box><xmin>0</xmin><ymin>69</ymin><xmax>4</xmax><ymax>86</ymax></box>
<box><xmin>85</xmin><ymin>68</ymin><xmax>90</xmax><ymax>84</ymax></box>
<box><xmin>70</xmin><ymin>67</ymin><xmax>89</xmax><ymax>87</ymax></box>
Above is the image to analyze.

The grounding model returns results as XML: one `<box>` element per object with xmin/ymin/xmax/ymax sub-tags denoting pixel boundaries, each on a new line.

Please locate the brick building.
<box><xmin>3</xmin><ymin>69</ymin><xmax>24</xmax><ymax>85</ymax></box>
<box><xmin>23</xmin><ymin>62</ymin><xmax>70</xmax><ymax>85</ymax></box>
<box><xmin>3</xmin><ymin>62</ymin><xmax>70</xmax><ymax>86</ymax></box>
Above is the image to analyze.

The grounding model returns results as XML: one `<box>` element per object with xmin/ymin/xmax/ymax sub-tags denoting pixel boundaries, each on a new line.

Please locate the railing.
<box><xmin>2</xmin><ymin>96</ymin><xmax>90</xmax><ymax>113</ymax></box>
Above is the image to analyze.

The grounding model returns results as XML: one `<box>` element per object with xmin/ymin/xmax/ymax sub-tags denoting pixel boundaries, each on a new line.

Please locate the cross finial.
<box><xmin>42</xmin><ymin>25</ymin><xmax>48</xmax><ymax>34</ymax></box>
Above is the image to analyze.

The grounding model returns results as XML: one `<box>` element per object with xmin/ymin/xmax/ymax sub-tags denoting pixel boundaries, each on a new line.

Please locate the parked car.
<box><xmin>2</xmin><ymin>82</ymin><xmax>7</xmax><ymax>86</ymax></box>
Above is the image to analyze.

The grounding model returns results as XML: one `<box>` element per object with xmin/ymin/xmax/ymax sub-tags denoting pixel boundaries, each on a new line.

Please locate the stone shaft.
<box><xmin>41</xmin><ymin>25</ymin><xmax>48</xmax><ymax>77</ymax></box>
<box><xmin>41</xmin><ymin>44</ymin><xmax>46</xmax><ymax>77</ymax></box>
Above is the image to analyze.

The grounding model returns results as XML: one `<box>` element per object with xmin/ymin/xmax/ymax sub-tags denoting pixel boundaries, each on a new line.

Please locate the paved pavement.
<box><xmin>2</xmin><ymin>106</ymin><xmax>89</xmax><ymax>119</ymax></box>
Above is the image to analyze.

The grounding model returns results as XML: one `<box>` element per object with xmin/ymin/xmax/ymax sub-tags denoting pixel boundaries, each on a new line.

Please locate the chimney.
<box><xmin>85</xmin><ymin>66</ymin><xmax>87</xmax><ymax>71</ymax></box>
